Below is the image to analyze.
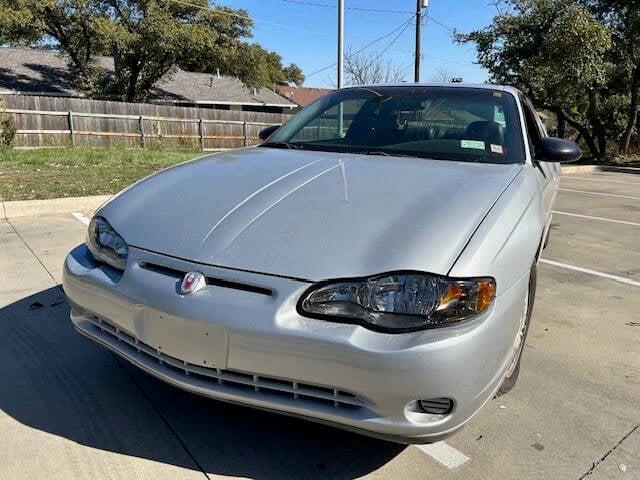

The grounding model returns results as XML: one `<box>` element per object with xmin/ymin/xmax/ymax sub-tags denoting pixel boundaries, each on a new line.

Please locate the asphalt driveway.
<box><xmin>1</xmin><ymin>168</ymin><xmax>638</xmax><ymax>479</ymax></box>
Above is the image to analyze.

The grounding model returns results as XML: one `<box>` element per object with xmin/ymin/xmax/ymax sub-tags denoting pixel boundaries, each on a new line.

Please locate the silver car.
<box><xmin>63</xmin><ymin>84</ymin><xmax>581</xmax><ymax>444</ymax></box>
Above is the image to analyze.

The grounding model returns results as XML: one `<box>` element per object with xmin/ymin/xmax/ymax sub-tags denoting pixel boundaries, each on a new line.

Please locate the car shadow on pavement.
<box><xmin>0</xmin><ymin>287</ymin><xmax>405</xmax><ymax>479</ymax></box>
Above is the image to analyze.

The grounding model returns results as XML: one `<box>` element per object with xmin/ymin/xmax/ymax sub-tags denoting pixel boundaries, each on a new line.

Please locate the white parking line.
<box><xmin>540</xmin><ymin>259</ymin><xmax>640</xmax><ymax>287</ymax></box>
<box><xmin>414</xmin><ymin>442</ymin><xmax>470</xmax><ymax>469</ymax></box>
<box><xmin>71</xmin><ymin>212</ymin><xmax>91</xmax><ymax>226</ymax></box>
<box><xmin>559</xmin><ymin>188</ymin><xmax>640</xmax><ymax>201</ymax></box>
<box><xmin>562</xmin><ymin>175</ymin><xmax>640</xmax><ymax>186</ymax></box>
<box><xmin>552</xmin><ymin>210</ymin><xmax>640</xmax><ymax>227</ymax></box>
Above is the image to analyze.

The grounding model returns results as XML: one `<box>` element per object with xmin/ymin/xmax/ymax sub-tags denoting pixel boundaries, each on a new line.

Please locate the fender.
<box><xmin>448</xmin><ymin>165</ymin><xmax>545</xmax><ymax>296</ymax></box>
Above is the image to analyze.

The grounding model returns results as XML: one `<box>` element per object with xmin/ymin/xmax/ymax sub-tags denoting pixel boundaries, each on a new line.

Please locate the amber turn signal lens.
<box><xmin>476</xmin><ymin>280</ymin><xmax>496</xmax><ymax>313</ymax></box>
<box><xmin>439</xmin><ymin>284</ymin><xmax>463</xmax><ymax>306</ymax></box>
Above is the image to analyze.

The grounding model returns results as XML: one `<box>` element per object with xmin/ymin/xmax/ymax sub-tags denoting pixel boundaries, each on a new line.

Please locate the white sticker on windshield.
<box><xmin>461</xmin><ymin>140</ymin><xmax>485</xmax><ymax>150</ymax></box>
<box><xmin>491</xmin><ymin>144</ymin><xmax>504</xmax><ymax>154</ymax></box>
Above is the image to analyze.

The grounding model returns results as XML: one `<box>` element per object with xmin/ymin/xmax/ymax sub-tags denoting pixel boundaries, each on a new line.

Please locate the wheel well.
<box><xmin>535</xmin><ymin>224</ymin><xmax>549</xmax><ymax>263</ymax></box>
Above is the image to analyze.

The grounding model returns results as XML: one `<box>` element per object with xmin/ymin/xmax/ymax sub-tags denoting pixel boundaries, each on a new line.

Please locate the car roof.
<box><xmin>342</xmin><ymin>83</ymin><xmax>524</xmax><ymax>97</ymax></box>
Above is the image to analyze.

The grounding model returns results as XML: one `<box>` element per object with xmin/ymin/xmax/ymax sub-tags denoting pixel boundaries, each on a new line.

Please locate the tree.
<box><xmin>582</xmin><ymin>0</ymin><xmax>640</xmax><ymax>153</ymax></box>
<box><xmin>283</xmin><ymin>64</ymin><xmax>305</xmax><ymax>87</ymax></box>
<box><xmin>342</xmin><ymin>47</ymin><xmax>406</xmax><ymax>86</ymax></box>
<box><xmin>0</xmin><ymin>0</ymin><xmax>304</xmax><ymax>101</ymax></box>
<box><xmin>0</xmin><ymin>0</ymin><xmax>105</xmax><ymax>93</ymax></box>
<box><xmin>456</xmin><ymin>0</ymin><xmax>614</xmax><ymax>159</ymax></box>
<box><xmin>96</xmin><ymin>0</ymin><xmax>257</xmax><ymax>102</ymax></box>
<box><xmin>429</xmin><ymin>67</ymin><xmax>457</xmax><ymax>83</ymax></box>
<box><xmin>183</xmin><ymin>41</ymin><xmax>304</xmax><ymax>90</ymax></box>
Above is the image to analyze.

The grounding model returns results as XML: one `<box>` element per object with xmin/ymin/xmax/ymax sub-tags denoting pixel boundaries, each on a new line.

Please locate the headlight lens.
<box><xmin>298</xmin><ymin>272</ymin><xmax>496</xmax><ymax>333</ymax></box>
<box><xmin>87</xmin><ymin>216</ymin><xmax>129</xmax><ymax>270</ymax></box>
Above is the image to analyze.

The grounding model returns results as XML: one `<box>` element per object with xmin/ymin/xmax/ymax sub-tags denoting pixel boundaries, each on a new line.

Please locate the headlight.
<box><xmin>298</xmin><ymin>272</ymin><xmax>496</xmax><ymax>333</ymax></box>
<box><xmin>87</xmin><ymin>216</ymin><xmax>129</xmax><ymax>271</ymax></box>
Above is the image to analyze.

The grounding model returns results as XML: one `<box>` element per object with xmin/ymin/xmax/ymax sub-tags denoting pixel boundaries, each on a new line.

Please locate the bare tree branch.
<box><xmin>342</xmin><ymin>46</ymin><xmax>406</xmax><ymax>86</ymax></box>
<box><xmin>429</xmin><ymin>67</ymin><xmax>457</xmax><ymax>83</ymax></box>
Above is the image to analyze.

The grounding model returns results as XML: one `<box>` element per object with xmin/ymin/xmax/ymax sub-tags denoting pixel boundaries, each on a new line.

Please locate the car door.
<box><xmin>520</xmin><ymin>96</ymin><xmax>557</xmax><ymax>221</ymax></box>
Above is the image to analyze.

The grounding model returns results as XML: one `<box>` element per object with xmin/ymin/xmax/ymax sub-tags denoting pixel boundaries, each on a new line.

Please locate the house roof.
<box><xmin>0</xmin><ymin>47</ymin><xmax>295</xmax><ymax>108</ymax></box>
<box><xmin>278</xmin><ymin>85</ymin><xmax>333</xmax><ymax>107</ymax></box>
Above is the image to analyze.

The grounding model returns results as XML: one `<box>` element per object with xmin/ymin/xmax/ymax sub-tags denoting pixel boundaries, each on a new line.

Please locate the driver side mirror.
<box><xmin>259</xmin><ymin>125</ymin><xmax>280</xmax><ymax>141</ymax></box>
<box><xmin>535</xmin><ymin>137</ymin><xmax>582</xmax><ymax>164</ymax></box>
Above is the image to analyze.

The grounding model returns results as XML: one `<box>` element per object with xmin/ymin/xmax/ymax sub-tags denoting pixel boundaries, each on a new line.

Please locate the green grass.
<box><xmin>0</xmin><ymin>147</ymin><xmax>201</xmax><ymax>201</ymax></box>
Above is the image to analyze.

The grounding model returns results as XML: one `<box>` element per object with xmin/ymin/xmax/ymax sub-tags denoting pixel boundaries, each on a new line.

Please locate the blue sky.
<box><xmin>219</xmin><ymin>0</ymin><xmax>498</xmax><ymax>87</ymax></box>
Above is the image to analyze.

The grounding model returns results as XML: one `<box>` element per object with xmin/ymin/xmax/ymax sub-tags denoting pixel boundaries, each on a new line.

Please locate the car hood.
<box><xmin>100</xmin><ymin>148</ymin><xmax>521</xmax><ymax>281</ymax></box>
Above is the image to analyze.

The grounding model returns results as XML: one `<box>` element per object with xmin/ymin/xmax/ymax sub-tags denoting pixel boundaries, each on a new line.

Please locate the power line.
<box><xmin>166</xmin><ymin>0</ymin><xmax>329</xmax><ymax>36</ymax></box>
<box><xmin>282</xmin><ymin>0</ymin><xmax>414</xmax><ymax>14</ymax></box>
<box><xmin>393</xmin><ymin>49</ymin><xmax>479</xmax><ymax>70</ymax></box>
<box><xmin>306</xmin><ymin>16</ymin><xmax>414</xmax><ymax>78</ymax></box>
<box><xmin>427</xmin><ymin>15</ymin><xmax>455</xmax><ymax>34</ymax></box>
<box><xmin>165</xmin><ymin>0</ymin><xmax>458</xmax><ymax>80</ymax></box>
<box><xmin>422</xmin><ymin>53</ymin><xmax>477</xmax><ymax>68</ymax></box>
<box><xmin>282</xmin><ymin>0</ymin><xmax>455</xmax><ymax>32</ymax></box>
<box><xmin>368</xmin><ymin>19</ymin><xmax>413</xmax><ymax>70</ymax></box>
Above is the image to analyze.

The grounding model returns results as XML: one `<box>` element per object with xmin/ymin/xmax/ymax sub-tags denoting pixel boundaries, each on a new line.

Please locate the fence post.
<box><xmin>243</xmin><ymin>120</ymin><xmax>248</xmax><ymax>147</ymax></box>
<box><xmin>199</xmin><ymin>118</ymin><xmax>205</xmax><ymax>151</ymax></box>
<box><xmin>68</xmin><ymin>111</ymin><xmax>75</xmax><ymax>146</ymax></box>
<box><xmin>139</xmin><ymin>115</ymin><xmax>146</xmax><ymax>148</ymax></box>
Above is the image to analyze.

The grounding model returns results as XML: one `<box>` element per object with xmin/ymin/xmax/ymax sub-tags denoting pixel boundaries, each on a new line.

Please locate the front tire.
<box><xmin>496</xmin><ymin>264</ymin><xmax>537</xmax><ymax>397</ymax></box>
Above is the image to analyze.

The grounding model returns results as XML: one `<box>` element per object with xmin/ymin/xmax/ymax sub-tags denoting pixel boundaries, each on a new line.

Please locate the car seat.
<box><xmin>465</xmin><ymin>121</ymin><xmax>504</xmax><ymax>146</ymax></box>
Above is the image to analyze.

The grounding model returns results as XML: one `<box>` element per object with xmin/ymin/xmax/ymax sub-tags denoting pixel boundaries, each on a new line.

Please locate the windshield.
<box><xmin>263</xmin><ymin>86</ymin><xmax>525</xmax><ymax>164</ymax></box>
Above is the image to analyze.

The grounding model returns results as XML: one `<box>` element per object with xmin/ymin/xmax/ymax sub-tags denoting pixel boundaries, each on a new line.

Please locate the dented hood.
<box><xmin>100</xmin><ymin>148</ymin><xmax>521</xmax><ymax>281</ymax></box>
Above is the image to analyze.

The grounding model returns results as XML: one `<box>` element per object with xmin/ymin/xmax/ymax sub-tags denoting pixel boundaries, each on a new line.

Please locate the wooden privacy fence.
<box><xmin>6</xmin><ymin>108</ymin><xmax>280</xmax><ymax>151</ymax></box>
<box><xmin>2</xmin><ymin>94</ymin><xmax>292</xmax><ymax>150</ymax></box>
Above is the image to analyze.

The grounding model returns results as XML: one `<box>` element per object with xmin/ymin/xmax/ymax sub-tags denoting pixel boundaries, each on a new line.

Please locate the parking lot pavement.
<box><xmin>1</xmin><ymin>169</ymin><xmax>639</xmax><ymax>480</ymax></box>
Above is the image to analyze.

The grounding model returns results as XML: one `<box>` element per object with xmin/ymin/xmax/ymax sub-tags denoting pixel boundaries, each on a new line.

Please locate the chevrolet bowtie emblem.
<box><xmin>180</xmin><ymin>271</ymin><xmax>206</xmax><ymax>295</ymax></box>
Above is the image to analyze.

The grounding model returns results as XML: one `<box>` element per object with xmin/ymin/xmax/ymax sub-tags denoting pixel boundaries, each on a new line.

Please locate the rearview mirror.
<box><xmin>535</xmin><ymin>137</ymin><xmax>582</xmax><ymax>164</ymax></box>
<box><xmin>259</xmin><ymin>125</ymin><xmax>280</xmax><ymax>141</ymax></box>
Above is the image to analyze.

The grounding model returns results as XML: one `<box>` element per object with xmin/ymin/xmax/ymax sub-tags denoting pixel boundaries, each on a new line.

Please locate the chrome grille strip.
<box><xmin>87</xmin><ymin>316</ymin><xmax>364</xmax><ymax>409</ymax></box>
<box><xmin>138</xmin><ymin>261</ymin><xmax>273</xmax><ymax>296</ymax></box>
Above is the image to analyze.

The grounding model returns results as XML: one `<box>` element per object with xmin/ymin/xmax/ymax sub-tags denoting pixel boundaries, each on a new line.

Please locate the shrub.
<box><xmin>0</xmin><ymin>100</ymin><xmax>16</xmax><ymax>148</ymax></box>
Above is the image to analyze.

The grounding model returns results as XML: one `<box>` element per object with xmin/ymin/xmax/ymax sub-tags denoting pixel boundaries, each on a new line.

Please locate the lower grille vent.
<box><xmin>86</xmin><ymin>316</ymin><xmax>363</xmax><ymax>410</ymax></box>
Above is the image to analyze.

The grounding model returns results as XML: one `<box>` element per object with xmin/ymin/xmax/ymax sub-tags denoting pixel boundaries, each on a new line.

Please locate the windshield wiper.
<box><xmin>363</xmin><ymin>150</ymin><xmax>483</xmax><ymax>162</ymax></box>
<box><xmin>261</xmin><ymin>142</ymin><xmax>305</xmax><ymax>150</ymax></box>
<box><xmin>361</xmin><ymin>150</ymin><xmax>415</xmax><ymax>158</ymax></box>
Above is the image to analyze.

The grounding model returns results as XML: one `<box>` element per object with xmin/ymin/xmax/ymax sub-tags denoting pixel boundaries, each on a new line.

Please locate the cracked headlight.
<box><xmin>87</xmin><ymin>216</ymin><xmax>129</xmax><ymax>271</ymax></box>
<box><xmin>298</xmin><ymin>272</ymin><xmax>496</xmax><ymax>333</ymax></box>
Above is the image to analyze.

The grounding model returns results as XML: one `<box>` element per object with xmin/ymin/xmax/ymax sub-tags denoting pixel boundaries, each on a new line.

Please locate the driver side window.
<box><xmin>520</xmin><ymin>97</ymin><xmax>546</xmax><ymax>158</ymax></box>
<box><xmin>520</xmin><ymin>96</ymin><xmax>553</xmax><ymax>177</ymax></box>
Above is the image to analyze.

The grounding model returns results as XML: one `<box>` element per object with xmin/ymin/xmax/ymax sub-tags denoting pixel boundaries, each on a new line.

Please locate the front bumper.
<box><xmin>63</xmin><ymin>244</ymin><xmax>529</xmax><ymax>444</ymax></box>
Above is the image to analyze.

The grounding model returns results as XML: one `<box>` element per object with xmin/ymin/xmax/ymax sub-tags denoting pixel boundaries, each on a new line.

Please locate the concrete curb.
<box><xmin>561</xmin><ymin>165</ymin><xmax>600</xmax><ymax>174</ymax></box>
<box><xmin>562</xmin><ymin>164</ymin><xmax>640</xmax><ymax>174</ymax></box>
<box><xmin>1</xmin><ymin>195</ymin><xmax>111</xmax><ymax>220</ymax></box>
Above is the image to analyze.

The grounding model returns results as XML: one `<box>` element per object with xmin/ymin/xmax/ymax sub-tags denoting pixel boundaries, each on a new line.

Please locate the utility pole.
<box><xmin>415</xmin><ymin>0</ymin><xmax>427</xmax><ymax>82</ymax></box>
<box><xmin>337</xmin><ymin>0</ymin><xmax>344</xmax><ymax>89</ymax></box>
<box><xmin>337</xmin><ymin>0</ymin><xmax>344</xmax><ymax>135</ymax></box>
